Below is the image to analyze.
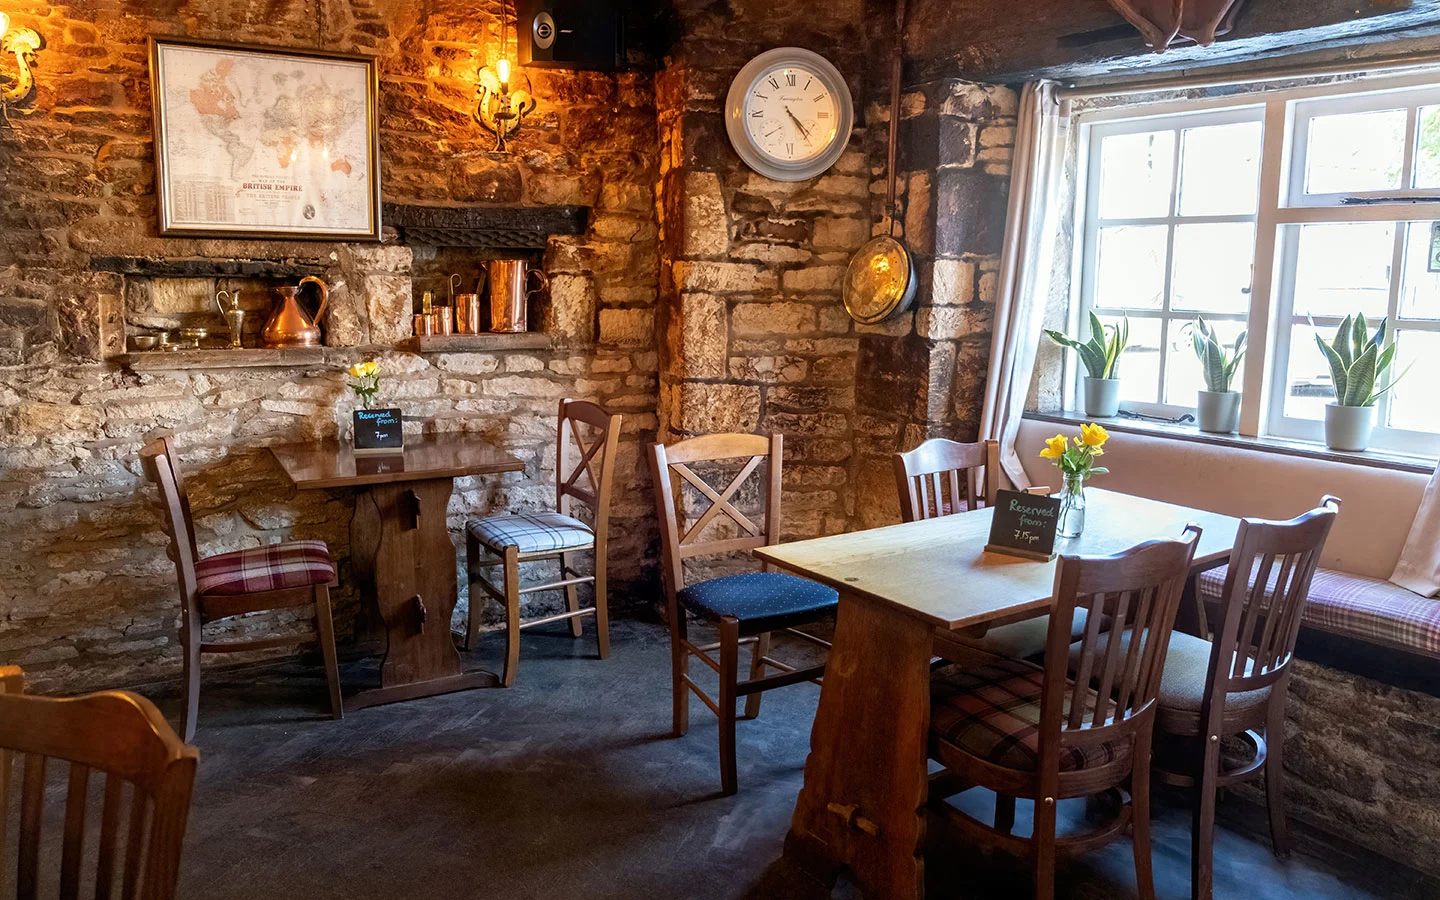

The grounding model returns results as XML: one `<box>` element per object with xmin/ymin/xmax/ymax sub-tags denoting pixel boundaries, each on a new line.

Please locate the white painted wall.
<box><xmin>1016</xmin><ymin>419</ymin><xmax>1430</xmax><ymax>579</ymax></box>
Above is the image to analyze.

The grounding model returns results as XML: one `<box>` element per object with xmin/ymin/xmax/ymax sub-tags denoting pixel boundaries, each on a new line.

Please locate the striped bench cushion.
<box><xmin>467</xmin><ymin>511</ymin><xmax>593</xmax><ymax>554</ymax></box>
<box><xmin>930</xmin><ymin>658</ymin><xmax>1131</xmax><ymax>773</ymax></box>
<box><xmin>1197</xmin><ymin>566</ymin><xmax>1440</xmax><ymax>659</ymax></box>
<box><xmin>195</xmin><ymin>540</ymin><xmax>334</xmax><ymax>596</ymax></box>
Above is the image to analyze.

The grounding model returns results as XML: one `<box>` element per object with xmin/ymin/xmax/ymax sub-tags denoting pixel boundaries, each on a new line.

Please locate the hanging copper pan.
<box><xmin>843</xmin><ymin>0</ymin><xmax>915</xmax><ymax>325</ymax></box>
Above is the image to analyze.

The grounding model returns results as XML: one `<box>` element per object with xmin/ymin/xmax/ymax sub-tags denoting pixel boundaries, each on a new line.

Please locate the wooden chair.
<box><xmin>1156</xmin><ymin>497</ymin><xmax>1340</xmax><ymax>900</ymax></box>
<box><xmin>927</xmin><ymin>527</ymin><xmax>1201</xmax><ymax>900</ymax></box>
<box><xmin>893</xmin><ymin>438</ymin><xmax>1081</xmax><ymax>663</ymax></box>
<box><xmin>465</xmin><ymin>399</ymin><xmax>622</xmax><ymax>687</ymax></box>
<box><xmin>0</xmin><ymin>666</ymin><xmax>199</xmax><ymax>900</ymax></box>
<box><xmin>141</xmin><ymin>437</ymin><xmax>342</xmax><ymax>742</ymax></box>
<box><xmin>649</xmin><ymin>432</ymin><xmax>835</xmax><ymax>796</ymax></box>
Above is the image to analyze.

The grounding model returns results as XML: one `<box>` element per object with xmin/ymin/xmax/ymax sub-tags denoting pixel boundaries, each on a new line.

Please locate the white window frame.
<box><xmin>1067</xmin><ymin>73</ymin><xmax>1440</xmax><ymax>459</ymax></box>
<box><xmin>1076</xmin><ymin>105</ymin><xmax>1265</xmax><ymax>419</ymax></box>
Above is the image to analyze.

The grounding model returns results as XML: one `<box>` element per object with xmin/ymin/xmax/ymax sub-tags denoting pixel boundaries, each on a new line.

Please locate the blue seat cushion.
<box><xmin>467</xmin><ymin>511</ymin><xmax>593</xmax><ymax>554</ymax></box>
<box><xmin>677</xmin><ymin>572</ymin><xmax>838</xmax><ymax>630</ymax></box>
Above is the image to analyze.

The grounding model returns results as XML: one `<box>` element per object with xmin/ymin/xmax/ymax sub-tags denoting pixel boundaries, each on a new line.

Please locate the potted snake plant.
<box><xmin>1313</xmin><ymin>314</ymin><xmax>1407</xmax><ymax>452</ymax></box>
<box><xmin>1045</xmin><ymin>313</ymin><xmax>1129</xmax><ymax>417</ymax></box>
<box><xmin>1188</xmin><ymin>317</ymin><xmax>1246</xmax><ymax>434</ymax></box>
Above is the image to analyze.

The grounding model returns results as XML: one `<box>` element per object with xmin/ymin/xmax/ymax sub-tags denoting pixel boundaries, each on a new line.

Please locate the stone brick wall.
<box><xmin>0</xmin><ymin>0</ymin><xmax>661</xmax><ymax>691</ymax></box>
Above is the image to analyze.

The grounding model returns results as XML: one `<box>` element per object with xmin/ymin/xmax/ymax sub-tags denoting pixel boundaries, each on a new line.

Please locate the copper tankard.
<box><xmin>485</xmin><ymin>259</ymin><xmax>547</xmax><ymax>333</ymax></box>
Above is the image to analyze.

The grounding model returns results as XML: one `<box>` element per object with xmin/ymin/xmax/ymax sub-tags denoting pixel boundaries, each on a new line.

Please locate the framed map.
<box><xmin>149</xmin><ymin>38</ymin><xmax>381</xmax><ymax>241</ymax></box>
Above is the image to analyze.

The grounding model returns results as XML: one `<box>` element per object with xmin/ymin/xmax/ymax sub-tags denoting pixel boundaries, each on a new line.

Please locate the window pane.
<box><xmin>1415</xmin><ymin>106</ymin><xmax>1440</xmax><ymax>188</ymax></box>
<box><xmin>1292</xmin><ymin>223</ymin><xmax>1394</xmax><ymax>320</ymax></box>
<box><xmin>1388</xmin><ymin>331</ymin><xmax>1440</xmax><ymax>433</ymax></box>
<box><xmin>1400</xmin><ymin>221</ymin><xmax>1440</xmax><ymax>320</ymax></box>
<box><xmin>1171</xmin><ymin>223</ymin><xmax>1255</xmax><ymax>313</ymax></box>
<box><xmin>1282</xmin><ymin>323</ymin><xmax>1337</xmax><ymax>421</ymax></box>
<box><xmin>1096</xmin><ymin>315</ymin><xmax>1161</xmax><ymax>405</ymax></box>
<box><xmin>1304</xmin><ymin>109</ymin><xmax>1406</xmax><ymax>195</ymax></box>
<box><xmin>1098</xmin><ymin>130</ymin><xmax>1175</xmax><ymax>219</ymax></box>
<box><xmin>1178</xmin><ymin>121</ymin><xmax>1263</xmax><ymax>216</ymax></box>
<box><xmin>1095</xmin><ymin>225</ymin><xmax>1167</xmax><ymax>310</ymax></box>
<box><xmin>1165</xmin><ymin>318</ymin><xmax>1246</xmax><ymax>405</ymax></box>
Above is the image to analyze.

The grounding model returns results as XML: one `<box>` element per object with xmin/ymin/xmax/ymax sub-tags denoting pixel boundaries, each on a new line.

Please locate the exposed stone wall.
<box><xmin>0</xmin><ymin>0</ymin><xmax>661</xmax><ymax>691</ymax></box>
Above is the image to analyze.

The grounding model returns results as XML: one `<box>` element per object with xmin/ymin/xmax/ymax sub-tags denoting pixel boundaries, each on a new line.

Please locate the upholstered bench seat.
<box><xmin>677</xmin><ymin>571</ymin><xmax>838</xmax><ymax>632</ymax></box>
<box><xmin>930</xmin><ymin>657</ymin><xmax>1132</xmax><ymax>773</ymax></box>
<box><xmin>194</xmin><ymin>540</ymin><xmax>335</xmax><ymax>597</ymax></box>
<box><xmin>467</xmin><ymin>511</ymin><xmax>594</xmax><ymax>555</ymax></box>
<box><xmin>1197</xmin><ymin>566</ymin><xmax>1440</xmax><ymax>659</ymax></box>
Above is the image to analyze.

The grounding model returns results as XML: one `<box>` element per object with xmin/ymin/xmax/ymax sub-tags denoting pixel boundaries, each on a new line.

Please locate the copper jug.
<box><xmin>486</xmin><ymin>259</ymin><xmax>547</xmax><ymax>333</ymax></box>
<box><xmin>262</xmin><ymin>276</ymin><xmax>329</xmax><ymax>348</ymax></box>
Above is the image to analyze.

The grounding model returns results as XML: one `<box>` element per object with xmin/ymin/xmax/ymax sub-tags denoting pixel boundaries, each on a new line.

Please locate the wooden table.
<box><xmin>755</xmin><ymin>488</ymin><xmax>1241</xmax><ymax>900</ymax></box>
<box><xmin>269</xmin><ymin>434</ymin><xmax>525</xmax><ymax>711</ymax></box>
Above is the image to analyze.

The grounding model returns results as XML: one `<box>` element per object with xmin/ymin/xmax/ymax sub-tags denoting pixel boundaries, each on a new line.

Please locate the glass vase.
<box><xmin>1057</xmin><ymin>473</ymin><xmax>1087</xmax><ymax>538</ymax></box>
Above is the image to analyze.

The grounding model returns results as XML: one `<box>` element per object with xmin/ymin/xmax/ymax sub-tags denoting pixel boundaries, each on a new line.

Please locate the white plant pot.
<box><xmin>1196</xmin><ymin>390</ymin><xmax>1241</xmax><ymax>434</ymax></box>
<box><xmin>1324</xmin><ymin>403</ymin><xmax>1376</xmax><ymax>452</ymax></box>
<box><xmin>1083</xmin><ymin>377</ymin><xmax>1121</xmax><ymax>418</ymax></box>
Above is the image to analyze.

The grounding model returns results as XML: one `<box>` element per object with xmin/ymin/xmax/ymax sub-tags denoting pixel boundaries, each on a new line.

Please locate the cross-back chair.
<box><xmin>465</xmin><ymin>399</ymin><xmax>622</xmax><ymax>687</ymax></box>
<box><xmin>1156</xmin><ymin>496</ymin><xmax>1339</xmax><ymax>900</ymax></box>
<box><xmin>140</xmin><ymin>437</ymin><xmax>342</xmax><ymax>742</ymax></box>
<box><xmin>928</xmin><ymin>527</ymin><xmax>1201</xmax><ymax>900</ymax></box>
<box><xmin>649</xmin><ymin>432</ymin><xmax>837</xmax><ymax>796</ymax></box>
<box><xmin>0</xmin><ymin>666</ymin><xmax>198</xmax><ymax>900</ymax></box>
<box><xmin>893</xmin><ymin>438</ymin><xmax>1085</xmax><ymax>664</ymax></box>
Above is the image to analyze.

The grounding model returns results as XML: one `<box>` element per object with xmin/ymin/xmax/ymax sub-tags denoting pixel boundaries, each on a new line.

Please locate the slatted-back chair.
<box><xmin>894</xmin><ymin>439</ymin><xmax>1079</xmax><ymax>664</ymax></box>
<box><xmin>893</xmin><ymin>438</ymin><xmax>1000</xmax><ymax>521</ymax></box>
<box><xmin>0</xmin><ymin>667</ymin><xmax>198</xmax><ymax>900</ymax></box>
<box><xmin>140</xmin><ymin>437</ymin><xmax>342</xmax><ymax>741</ymax></box>
<box><xmin>649</xmin><ymin>432</ymin><xmax>837</xmax><ymax>795</ymax></box>
<box><xmin>928</xmin><ymin>527</ymin><xmax>1201</xmax><ymax>900</ymax></box>
<box><xmin>465</xmin><ymin>399</ymin><xmax>622</xmax><ymax>686</ymax></box>
<box><xmin>1157</xmin><ymin>496</ymin><xmax>1339</xmax><ymax>900</ymax></box>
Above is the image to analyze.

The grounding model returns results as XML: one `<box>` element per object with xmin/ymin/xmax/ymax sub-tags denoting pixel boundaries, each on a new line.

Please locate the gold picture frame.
<box><xmin>148</xmin><ymin>37</ymin><xmax>382</xmax><ymax>242</ymax></box>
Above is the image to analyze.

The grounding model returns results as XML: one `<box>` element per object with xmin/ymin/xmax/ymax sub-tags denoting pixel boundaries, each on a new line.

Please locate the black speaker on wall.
<box><xmin>518</xmin><ymin>0</ymin><xmax>625</xmax><ymax>70</ymax></box>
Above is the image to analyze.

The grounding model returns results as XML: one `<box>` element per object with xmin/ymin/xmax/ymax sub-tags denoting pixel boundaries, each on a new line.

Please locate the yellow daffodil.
<box><xmin>1079</xmin><ymin>422</ymin><xmax>1109</xmax><ymax>448</ymax></box>
<box><xmin>1039</xmin><ymin>434</ymin><xmax>1068</xmax><ymax>460</ymax></box>
<box><xmin>348</xmin><ymin>361</ymin><xmax>379</xmax><ymax>378</ymax></box>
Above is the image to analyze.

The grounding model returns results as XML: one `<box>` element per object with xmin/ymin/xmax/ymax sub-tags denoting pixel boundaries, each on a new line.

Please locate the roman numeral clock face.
<box><xmin>725</xmin><ymin>48</ymin><xmax>854</xmax><ymax>182</ymax></box>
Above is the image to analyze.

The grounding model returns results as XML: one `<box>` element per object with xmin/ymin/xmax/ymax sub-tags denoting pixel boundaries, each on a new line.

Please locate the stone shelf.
<box><xmin>118</xmin><ymin>347</ymin><xmax>331</xmax><ymax>371</ymax></box>
<box><xmin>404</xmin><ymin>333</ymin><xmax>553</xmax><ymax>353</ymax></box>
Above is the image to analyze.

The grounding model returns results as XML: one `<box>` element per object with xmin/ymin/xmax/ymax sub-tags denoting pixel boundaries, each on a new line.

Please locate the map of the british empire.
<box><xmin>154</xmin><ymin>43</ymin><xmax>375</xmax><ymax>236</ymax></box>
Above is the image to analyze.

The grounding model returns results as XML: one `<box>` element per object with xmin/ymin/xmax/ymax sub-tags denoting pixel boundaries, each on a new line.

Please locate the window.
<box><xmin>1071</xmin><ymin>77</ymin><xmax>1440</xmax><ymax>457</ymax></box>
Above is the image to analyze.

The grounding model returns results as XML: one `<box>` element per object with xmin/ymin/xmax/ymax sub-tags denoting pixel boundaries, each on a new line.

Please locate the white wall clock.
<box><xmin>724</xmin><ymin>47</ymin><xmax>854</xmax><ymax>182</ymax></box>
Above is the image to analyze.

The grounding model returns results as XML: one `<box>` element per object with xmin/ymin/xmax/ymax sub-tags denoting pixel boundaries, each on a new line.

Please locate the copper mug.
<box><xmin>486</xmin><ymin>259</ymin><xmax>547</xmax><ymax>333</ymax></box>
<box><xmin>455</xmin><ymin>293</ymin><xmax>482</xmax><ymax>334</ymax></box>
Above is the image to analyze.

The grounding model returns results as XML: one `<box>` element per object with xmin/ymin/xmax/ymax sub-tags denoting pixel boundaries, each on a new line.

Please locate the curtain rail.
<box><xmin>1056</xmin><ymin>50</ymin><xmax>1440</xmax><ymax>100</ymax></box>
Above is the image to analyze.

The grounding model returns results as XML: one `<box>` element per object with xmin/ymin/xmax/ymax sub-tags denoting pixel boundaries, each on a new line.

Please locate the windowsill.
<box><xmin>1025</xmin><ymin>410</ymin><xmax>1437</xmax><ymax>475</ymax></box>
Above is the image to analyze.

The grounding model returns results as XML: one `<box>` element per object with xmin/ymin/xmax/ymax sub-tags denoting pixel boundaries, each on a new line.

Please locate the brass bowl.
<box><xmin>130</xmin><ymin>335</ymin><xmax>158</xmax><ymax>351</ymax></box>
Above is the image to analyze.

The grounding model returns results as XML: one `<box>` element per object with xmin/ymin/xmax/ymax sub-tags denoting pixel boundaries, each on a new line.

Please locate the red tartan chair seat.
<box><xmin>194</xmin><ymin>540</ymin><xmax>335</xmax><ymax>597</ymax></box>
<box><xmin>930</xmin><ymin>657</ymin><xmax>1133</xmax><ymax>773</ymax></box>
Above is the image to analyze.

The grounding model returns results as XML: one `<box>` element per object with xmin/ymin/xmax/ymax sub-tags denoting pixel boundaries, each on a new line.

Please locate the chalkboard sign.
<box><xmin>352</xmin><ymin>408</ymin><xmax>405</xmax><ymax>456</ymax></box>
<box><xmin>984</xmin><ymin>489</ymin><xmax>1062</xmax><ymax>562</ymax></box>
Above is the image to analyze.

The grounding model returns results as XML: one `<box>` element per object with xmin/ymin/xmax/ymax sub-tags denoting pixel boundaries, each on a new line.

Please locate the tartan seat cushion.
<box><xmin>194</xmin><ymin>540</ymin><xmax>334</xmax><ymax>596</ymax></box>
<box><xmin>467</xmin><ymin>511</ymin><xmax>594</xmax><ymax>554</ymax></box>
<box><xmin>1197</xmin><ymin>565</ymin><xmax>1440</xmax><ymax>659</ymax></box>
<box><xmin>930</xmin><ymin>658</ymin><xmax>1132</xmax><ymax>773</ymax></box>
<box><xmin>677</xmin><ymin>572</ymin><xmax>838</xmax><ymax>629</ymax></box>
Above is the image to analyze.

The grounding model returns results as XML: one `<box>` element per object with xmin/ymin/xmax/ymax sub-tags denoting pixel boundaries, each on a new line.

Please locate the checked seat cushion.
<box><xmin>194</xmin><ymin>540</ymin><xmax>335</xmax><ymax>597</ymax></box>
<box><xmin>467</xmin><ymin>511</ymin><xmax>595</xmax><ymax>555</ymax></box>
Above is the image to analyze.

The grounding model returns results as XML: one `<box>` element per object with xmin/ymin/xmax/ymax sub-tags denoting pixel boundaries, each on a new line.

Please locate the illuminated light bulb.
<box><xmin>496</xmin><ymin>58</ymin><xmax>510</xmax><ymax>86</ymax></box>
<box><xmin>0</xmin><ymin>13</ymin><xmax>9</xmax><ymax>38</ymax></box>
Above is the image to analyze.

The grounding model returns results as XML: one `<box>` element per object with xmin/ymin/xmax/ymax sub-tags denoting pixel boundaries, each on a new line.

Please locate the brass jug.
<box><xmin>262</xmin><ymin>276</ymin><xmax>329</xmax><ymax>348</ymax></box>
<box><xmin>485</xmin><ymin>259</ymin><xmax>547</xmax><ymax>333</ymax></box>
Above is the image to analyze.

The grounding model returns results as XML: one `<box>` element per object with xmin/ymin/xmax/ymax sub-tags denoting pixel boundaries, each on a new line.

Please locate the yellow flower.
<box><xmin>1079</xmin><ymin>422</ymin><xmax>1109</xmax><ymax>448</ymax></box>
<box><xmin>1040</xmin><ymin>434</ymin><xmax>1068</xmax><ymax>460</ymax></box>
<box><xmin>348</xmin><ymin>361</ymin><xmax>379</xmax><ymax>378</ymax></box>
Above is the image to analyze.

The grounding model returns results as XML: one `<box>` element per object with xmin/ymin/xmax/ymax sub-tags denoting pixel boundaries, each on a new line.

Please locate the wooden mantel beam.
<box><xmin>905</xmin><ymin>0</ymin><xmax>1440</xmax><ymax>83</ymax></box>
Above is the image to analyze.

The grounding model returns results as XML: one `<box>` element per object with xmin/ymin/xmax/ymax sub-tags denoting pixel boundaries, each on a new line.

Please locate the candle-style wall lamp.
<box><xmin>0</xmin><ymin>12</ymin><xmax>44</xmax><ymax>126</ymax></box>
<box><xmin>473</xmin><ymin>0</ymin><xmax>535</xmax><ymax>152</ymax></box>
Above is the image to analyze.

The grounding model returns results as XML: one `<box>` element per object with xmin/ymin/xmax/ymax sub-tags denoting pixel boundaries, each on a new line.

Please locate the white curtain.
<box><xmin>979</xmin><ymin>81</ymin><xmax>1067</xmax><ymax>490</ymax></box>
<box><xmin>1390</xmin><ymin>460</ymin><xmax>1440</xmax><ymax>597</ymax></box>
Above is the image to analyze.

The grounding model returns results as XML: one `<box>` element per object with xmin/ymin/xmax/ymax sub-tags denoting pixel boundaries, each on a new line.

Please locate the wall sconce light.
<box><xmin>0</xmin><ymin>12</ymin><xmax>45</xmax><ymax>127</ymax></box>
<box><xmin>473</xmin><ymin>1</ymin><xmax>535</xmax><ymax>153</ymax></box>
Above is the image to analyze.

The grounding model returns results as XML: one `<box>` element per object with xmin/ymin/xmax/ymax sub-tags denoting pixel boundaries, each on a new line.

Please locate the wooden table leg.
<box><xmin>784</xmin><ymin>588</ymin><xmax>936</xmax><ymax>900</ymax></box>
<box><xmin>347</xmin><ymin>477</ymin><xmax>499</xmax><ymax>710</ymax></box>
